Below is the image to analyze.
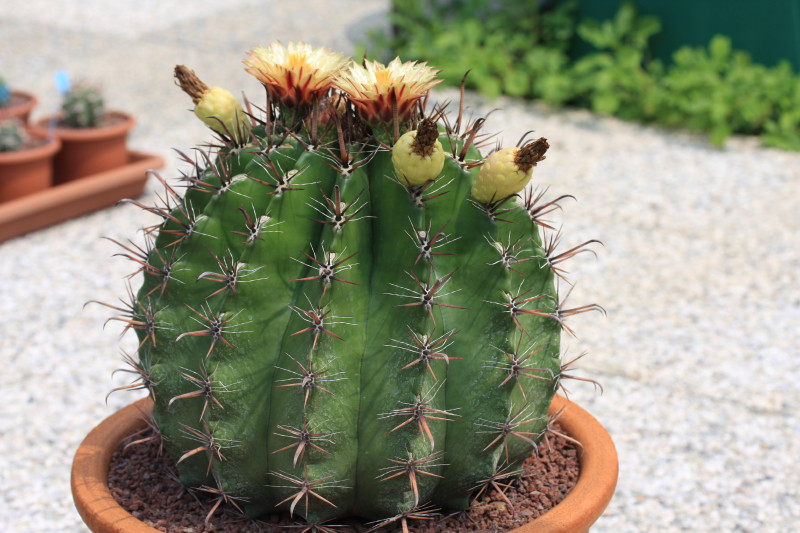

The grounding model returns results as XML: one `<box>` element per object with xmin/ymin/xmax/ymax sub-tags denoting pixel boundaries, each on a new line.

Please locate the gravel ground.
<box><xmin>2</xmin><ymin>1</ymin><xmax>799</xmax><ymax>532</ymax></box>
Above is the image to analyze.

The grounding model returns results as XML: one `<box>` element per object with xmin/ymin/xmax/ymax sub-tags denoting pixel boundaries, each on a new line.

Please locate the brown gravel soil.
<box><xmin>109</xmin><ymin>426</ymin><xmax>579</xmax><ymax>533</ymax></box>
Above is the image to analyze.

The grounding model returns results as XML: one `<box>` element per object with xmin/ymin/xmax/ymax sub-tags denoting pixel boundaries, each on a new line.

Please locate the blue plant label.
<box><xmin>54</xmin><ymin>71</ymin><xmax>71</xmax><ymax>94</ymax></box>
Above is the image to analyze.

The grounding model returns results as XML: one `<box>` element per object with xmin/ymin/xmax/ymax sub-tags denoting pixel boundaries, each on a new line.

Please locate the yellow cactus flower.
<box><xmin>471</xmin><ymin>138</ymin><xmax>549</xmax><ymax>203</ymax></box>
<box><xmin>244</xmin><ymin>41</ymin><xmax>348</xmax><ymax>108</ymax></box>
<box><xmin>334</xmin><ymin>58</ymin><xmax>440</xmax><ymax>124</ymax></box>
<box><xmin>174</xmin><ymin>65</ymin><xmax>248</xmax><ymax>142</ymax></box>
<box><xmin>392</xmin><ymin>118</ymin><xmax>445</xmax><ymax>186</ymax></box>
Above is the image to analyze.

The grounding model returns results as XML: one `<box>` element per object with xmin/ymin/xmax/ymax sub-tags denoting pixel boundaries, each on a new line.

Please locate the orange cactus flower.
<box><xmin>334</xmin><ymin>58</ymin><xmax>440</xmax><ymax>124</ymax></box>
<box><xmin>244</xmin><ymin>41</ymin><xmax>348</xmax><ymax>108</ymax></box>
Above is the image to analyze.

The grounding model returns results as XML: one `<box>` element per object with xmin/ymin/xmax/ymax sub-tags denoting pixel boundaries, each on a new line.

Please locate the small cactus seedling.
<box><xmin>62</xmin><ymin>83</ymin><xmax>104</xmax><ymax>128</ymax></box>
<box><xmin>0</xmin><ymin>119</ymin><xmax>28</xmax><ymax>152</ymax></box>
<box><xmin>100</xmin><ymin>41</ymin><xmax>602</xmax><ymax>529</ymax></box>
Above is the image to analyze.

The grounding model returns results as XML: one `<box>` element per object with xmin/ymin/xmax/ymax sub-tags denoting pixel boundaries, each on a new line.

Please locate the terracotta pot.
<box><xmin>0</xmin><ymin>91</ymin><xmax>38</xmax><ymax>123</ymax></box>
<box><xmin>29</xmin><ymin>111</ymin><xmax>135</xmax><ymax>184</ymax></box>
<box><xmin>512</xmin><ymin>395</ymin><xmax>618</xmax><ymax>533</ymax></box>
<box><xmin>72</xmin><ymin>395</ymin><xmax>617</xmax><ymax>533</ymax></box>
<box><xmin>0</xmin><ymin>134</ymin><xmax>60</xmax><ymax>203</ymax></box>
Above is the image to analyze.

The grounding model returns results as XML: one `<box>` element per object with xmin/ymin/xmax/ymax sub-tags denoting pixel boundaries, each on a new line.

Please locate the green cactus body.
<box><xmin>62</xmin><ymin>84</ymin><xmax>104</xmax><ymax>128</ymax></box>
<box><xmin>108</xmin><ymin>45</ymin><xmax>597</xmax><ymax>528</ymax></box>
<box><xmin>0</xmin><ymin>119</ymin><xmax>27</xmax><ymax>152</ymax></box>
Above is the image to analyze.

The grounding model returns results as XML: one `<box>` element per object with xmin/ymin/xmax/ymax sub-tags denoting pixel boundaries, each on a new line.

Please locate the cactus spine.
<box><xmin>104</xmin><ymin>41</ymin><xmax>601</xmax><ymax>528</ymax></box>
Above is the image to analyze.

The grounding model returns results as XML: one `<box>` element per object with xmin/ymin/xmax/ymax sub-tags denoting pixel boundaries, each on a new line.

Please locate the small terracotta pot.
<box><xmin>0</xmin><ymin>91</ymin><xmax>38</xmax><ymax>123</ymax></box>
<box><xmin>72</xmin><ymin>396</ymin><xmax>617</xmax><ymax>533</ymax></box>
<box><xmin>30</xmin><ymin>111</ymin><xmax>135</xmax><ymax>184</ymax></box>
<box><xmin>0</xmin><ymin>134</ymin><xmax>60</xmax><ymax>203</ymax></box>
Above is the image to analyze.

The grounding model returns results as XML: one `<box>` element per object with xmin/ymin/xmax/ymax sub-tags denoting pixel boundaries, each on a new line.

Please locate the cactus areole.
<box><xmin>105</xmin><ymin>42</ymin><xmax>603</xmax><ymax>528</ymax></box>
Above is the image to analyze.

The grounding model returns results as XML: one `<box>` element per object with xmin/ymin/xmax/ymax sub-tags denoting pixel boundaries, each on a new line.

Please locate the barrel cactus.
<box><xmin>103</xmin><ymin>41</ymin><xmax>601</xmax><ymax>529</ymax></box>
<box><xmin>62</xmin><ymin>82</ymin><xmax>104</xmax><ymax>128</ymax></box>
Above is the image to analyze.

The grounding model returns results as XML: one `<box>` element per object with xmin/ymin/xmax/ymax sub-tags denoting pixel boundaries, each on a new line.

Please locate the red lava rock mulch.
<box><xmin>108</xmin><ymin>426</ymin><xmax>579</xmax><ymax>532</ymax></box>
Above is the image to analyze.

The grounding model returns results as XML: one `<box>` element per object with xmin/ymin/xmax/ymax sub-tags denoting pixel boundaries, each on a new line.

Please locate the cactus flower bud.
<box><xmin>392</xmin><ymin>118</ymin><xmax>445</xmax><ymax>186</ymax></box>
<box><xmin>471</xmin><ymin>138</ymin><xmax>549</xmax><ymax>203</ymax></box>
<box><xmin>174</xmin><ymin>65</ymin><xmax>248</xmax><ymax>143</ymax></box>
<box><xmin>193</xmin><ymin>86</ymin><xmax>248</xmax><ymax>140</ymax></box>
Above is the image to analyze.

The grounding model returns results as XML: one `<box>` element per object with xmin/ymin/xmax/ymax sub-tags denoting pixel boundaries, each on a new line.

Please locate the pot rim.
<box><xmin>0</xmin><ymin>134</ymin><xmax>60</xmax><ymax>164</ymax></box>
<box><xmin>29</xmin><ymin>111</ymin><xmax>135</xmax><ymax>141</ymax></box>
<box><xmin>511</xmin><ymin>395</ymin><xmax>618</xmax><ymax>532</ymax></box>
<box><xmin>72</xmin><ymin>395</ymin><xmax>617</xmax><ymax>533</ymax></box>
<box><xmin>9</xmin><ymin>90</ymin><xmax>37</xmax><ymax>100</ymax></box>
<box><xmin>0</xmin><ymin>90</ymin><xmax>38</xmax><ymax>116</ymax></box>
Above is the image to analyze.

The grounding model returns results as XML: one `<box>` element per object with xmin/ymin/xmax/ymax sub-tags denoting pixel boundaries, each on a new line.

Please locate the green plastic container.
<box><xmin>573</xmin><ymin>0</ymin><xmax>800</xmax><ymax>69</ymax></box>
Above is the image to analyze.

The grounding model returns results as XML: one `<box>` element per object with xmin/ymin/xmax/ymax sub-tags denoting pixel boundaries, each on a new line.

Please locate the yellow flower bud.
<box><xmin>194</xmin><ymin>86</ymin><xmax>248</xmax><ymax>142</ymax></box>
<box><xmin>174</xmin><ymin>65</ymin><xmax>248</xmax><ymax>143</ymax></box>
<box><xmin>471</xmin><ymin>138</ymin><xmax>549</xmax><ymax>203</ymax></box>
<box><xmin>392</xmin><ymin>119</ymin><xmax>445</xmax><ymax>187</ymax></box>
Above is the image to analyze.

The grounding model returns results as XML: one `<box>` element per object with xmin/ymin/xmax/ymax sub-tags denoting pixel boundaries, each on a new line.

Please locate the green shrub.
<box><xmin>369</xmin><ymin>0</ymin><xmax>800</xmax><ymax>150</ymax></box>
<box><xmin>647</xmin><ymin>36</ymin><xmax>797</xmax><ymax>146</ymax></box>
<box><xmin>366</xmin><ymin>0</ymin><xmax>576</xmax><ymax>100</ymax></box>
<box><xmin>570</xmin><ymin>3</ymin><xmax>661</xmax><ymax>120</ymax></box>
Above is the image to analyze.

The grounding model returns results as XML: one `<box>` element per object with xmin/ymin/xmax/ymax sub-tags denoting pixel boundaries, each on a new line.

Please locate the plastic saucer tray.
<box><xmin>0</xmin><ymin>151</ymin><xmax>164</xmax><ymax>243</ymax></box>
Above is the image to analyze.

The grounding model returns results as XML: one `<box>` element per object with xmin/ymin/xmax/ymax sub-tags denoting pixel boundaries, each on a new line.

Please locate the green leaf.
<box><xmin>593</xmin><ymin>92</ymin><xmax>620</xmax><ymax>115</ymax></box>
<box><xmin>577</xmin><ymin>19</ymin><xmax>609</xmax><ymax>48</ymax></box>
<box><xmin>471</xmin><ymin>71</ymin><xmax>502</xmax><ymax>100</ymax></box>
<box><xmin>709</xmin><ymin>123</ymin><xmax>732</xmax><ymax>147</ymax></box>
<box><xmin>709</xmin><ymin>35</ymin><xmax>732</xmax><ymax>63</ymax></box>
<box><xmin>504</xmin><ymin>70</ymin><xmax>530</xmax><ymax>97</ymax></box>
